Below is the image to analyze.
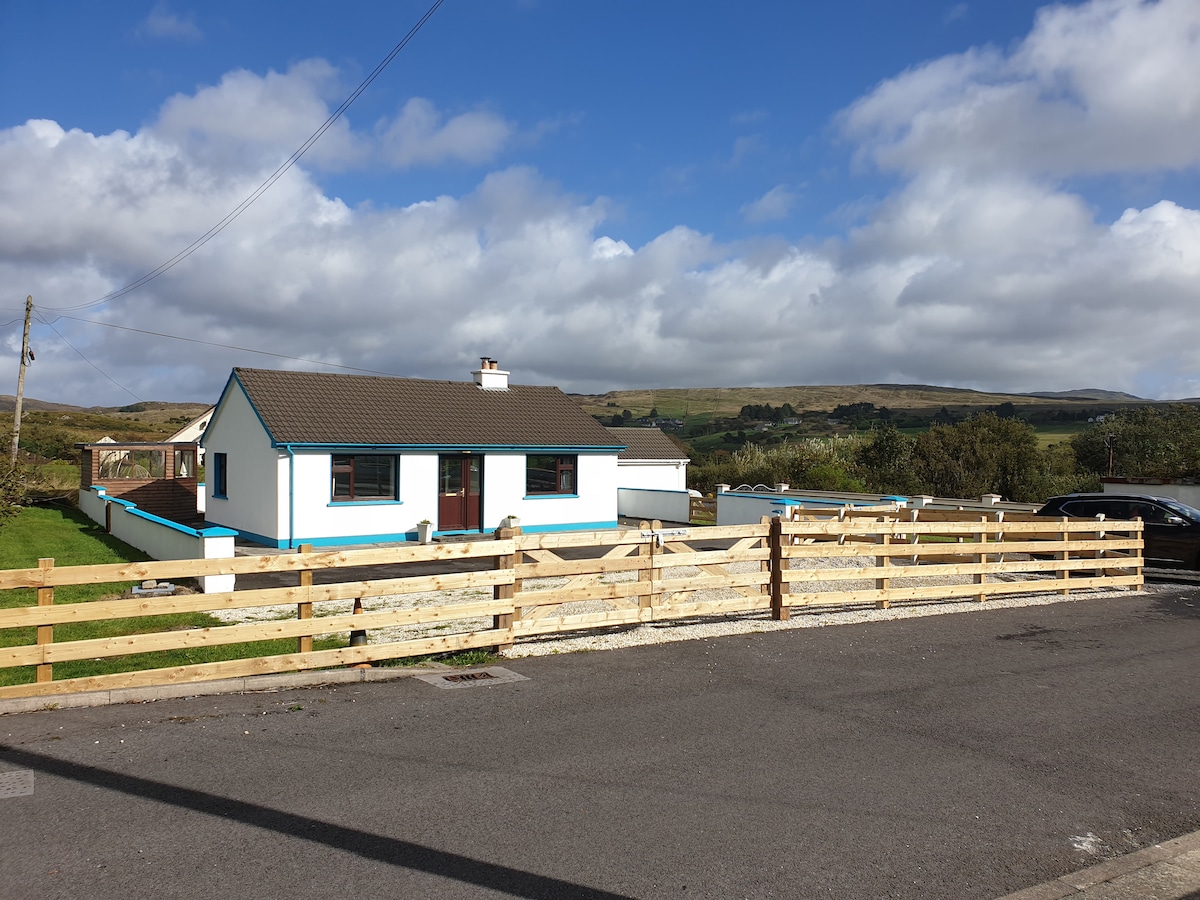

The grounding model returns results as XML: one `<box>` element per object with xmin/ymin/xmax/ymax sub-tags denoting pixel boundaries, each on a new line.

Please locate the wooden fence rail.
<box><xmin>0</xmin><ymin>515</ymin><xmax>1142</xmax><ymax>700</ymax></box>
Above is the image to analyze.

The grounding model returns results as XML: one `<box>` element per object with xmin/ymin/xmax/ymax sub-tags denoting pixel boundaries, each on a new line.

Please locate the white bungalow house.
<box><xmin>606</xmin><ymin>427</ymin><xmax>689</xmax><ymax>491</ymax></box>
<box><xmin>201</xmin><ymin>362</ymin><xmax>627</xmax><ymax>548</ymax></box>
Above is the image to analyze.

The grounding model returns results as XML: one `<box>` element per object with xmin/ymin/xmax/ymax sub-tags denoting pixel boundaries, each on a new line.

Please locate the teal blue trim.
<box><xmin>523</xmin><ymin>493</ymin><xmax>579</xmax><ymax>500</ymax></box>
<box><xmin>272</xmin><ymin>442</ymin><xmax>621</xmax><ymax>453</ymax></box>
<box><xmin>519</xmin><ymin>520</ymin><xmax>619</xmax><ymax>534</ymax></box>
<box><xmin>101</xmin><ymin>498</ymin><xmax>238</xmax><ymax>538</ymax></box>
<box><xmin>199</xmin><ymin>526</ymin><xmax>239</xmax><ymax>537</ymax></box>
<box><xmin>725</xmin><ymin>492</ymin><xmax>804</xmax><ymax>504</ymax></box>
<box><xmin>285</xmin><ymin>444</ymin><xmax>296</xmax><ymax>550</ymax></box>
<box><xmin>215</xmin><ymin>525</ymin><xmax>281</xmax><ymax>548</ymax></box>
<box><xmin>229</xmin><ymin>521</ymin><xmax>621</xmax><ymax>547</ymax></box>
<box><xmin>327</xmin><ymin>500</ymin><xmax>405</xmax><ymax>507</ymax></box>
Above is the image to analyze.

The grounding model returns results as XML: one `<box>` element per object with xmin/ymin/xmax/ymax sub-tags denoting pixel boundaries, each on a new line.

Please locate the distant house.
<box><xmin>606</xmin><ymin>427</ymin><xmax>689</xmax><ymax>491</ymax></box>
<box><xmin>167</xmin><ymin>407</ymin><xmax>216</xmax><ymax>464</ymax></box>
<box><xmin>201</xmin><ymin>362</ymin><xmax>627</xmax><ymax>548</ymax></box>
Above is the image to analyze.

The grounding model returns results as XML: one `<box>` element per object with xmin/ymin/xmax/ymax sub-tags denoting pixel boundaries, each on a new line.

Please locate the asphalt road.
<box><xmin>2</xmin><ymin>588</ymin><xmax>1198</xmax><ymax>899</ymax></box>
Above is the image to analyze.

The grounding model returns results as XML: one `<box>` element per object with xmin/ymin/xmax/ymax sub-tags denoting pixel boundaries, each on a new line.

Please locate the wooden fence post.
<box><xmin>1133</xmin><ymin>519</ymin><xmax>1144</xmax><ymax>591</ymax></box>
<box><xmin>760</xmin><ymin>515</ymin><xmax>772</xmax><ymax>597</ymax></box>
<box><xmin>974</xmin><ymin>516</ymin><xmax>988</xmax><ymax>602</ymax></box>
<box><xmin>875</xmin><ymin>530</ymin><xmax>891</xmax><ymax>609</ymax></box>
<box><xmin>492</xmin><ymin>527</ymin><xmax>518</xmax><ymax>652</ymax></box>
<box><xmin>36</xmin><ymin>558</ymin><xmax>54</xmax><ymax>684</ymax></box>
<box><xmin>769</xmin><ymin>516</ymin><xmax>789</xmax><ymax>621</ymax></box>
<box><xmin>637</xmin><ymin>519</ymin><xmax>662</xmax><ymax>611</ymax></box>
<box><xmin>296</xmin><ymin>543</ymin><xmax>313</xmax><ymax>655</ymax></box>
<box><xmin>1057</xmin><ymin>517</ymin><xmax>1071</xmax><ymax>595</ymax></box>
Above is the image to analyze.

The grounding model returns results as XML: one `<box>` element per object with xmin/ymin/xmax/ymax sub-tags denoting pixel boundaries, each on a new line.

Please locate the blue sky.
<box><xmin>2</xmin><ymin>0</ymin><xmax>1199</xmax><ymax>405</ymax></box>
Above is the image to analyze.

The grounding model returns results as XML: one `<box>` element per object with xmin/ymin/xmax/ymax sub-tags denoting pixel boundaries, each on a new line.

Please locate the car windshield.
<box><xmin>1156</xmin><ymin>498</ymin><xmax>1200</xmax><ymax>522</ymax></box>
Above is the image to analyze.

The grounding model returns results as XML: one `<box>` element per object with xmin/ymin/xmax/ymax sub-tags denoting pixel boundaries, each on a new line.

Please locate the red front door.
<box><xmin>438</xmin><ymin>455</ymin><xmax>483</xmax><ymax>531</ymax></box>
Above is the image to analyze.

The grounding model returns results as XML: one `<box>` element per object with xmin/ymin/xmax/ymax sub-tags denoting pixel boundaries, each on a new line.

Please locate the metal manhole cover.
<box><xmin>0</xmin><ymin>769</ymin><xmax>34</xmax><ymax>799</ymax></box>
<box><xmin>415</xmin><ymin>666</ymin><xmax>529</xmax><ymax>690</ymax></box>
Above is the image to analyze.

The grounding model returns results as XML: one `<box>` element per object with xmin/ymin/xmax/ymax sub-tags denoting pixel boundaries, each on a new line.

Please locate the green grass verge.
<box><xmin>0</xmin><ymin>505</ymin><xmax>337</xmax><ymax>687</ymax></box>
<box><xmin>377</xmin><ymin>648</ymin><xmax>500</xmax><ymax>668</ymax></box>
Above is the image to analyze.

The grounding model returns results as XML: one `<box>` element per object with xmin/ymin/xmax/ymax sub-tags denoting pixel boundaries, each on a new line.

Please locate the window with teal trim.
<box><xmin>526</xmin><ymin>455</ymin><xmax>576</xmax><ymax>494</ymax></box>
<box><xmin>332</xmin><ymin>454</ymin><xmax>397</xmax><ymax>501</ymax></box>
<box><xmin>213</xmin><ymin>453</ymin><xmax>228</xmax><ymax>498</ymax></box>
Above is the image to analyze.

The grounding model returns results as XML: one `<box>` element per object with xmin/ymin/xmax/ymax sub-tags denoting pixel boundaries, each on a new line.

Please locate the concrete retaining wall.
<box><xmin>617</xmin><ymin>488</ymin><xmax>691</xmax><ymax>523</ymax></box>
<box><xmin>79</xmin><ymin>486</ymin><xmax>236</xmax><ymax>593</ymax></box>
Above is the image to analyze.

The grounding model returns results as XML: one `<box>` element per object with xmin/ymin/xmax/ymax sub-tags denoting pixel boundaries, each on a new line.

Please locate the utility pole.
<box><xmin>10</xmin><ymin>295</ymin><xmax>32</xmax><ymax>468</ymax></box>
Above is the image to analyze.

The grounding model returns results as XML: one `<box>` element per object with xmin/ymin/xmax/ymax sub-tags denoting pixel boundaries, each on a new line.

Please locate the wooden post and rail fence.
<box><xmin>0</xmin><ymin>511</ymin><xmax>1143</xmax><ymax>700</ymax></box>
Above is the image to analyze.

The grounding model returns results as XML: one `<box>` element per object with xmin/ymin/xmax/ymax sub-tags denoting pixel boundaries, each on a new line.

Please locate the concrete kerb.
<box><xmin>995</xmin><ymin>828</ymin><xmax>1200</xmax><ymax>899</ymax></box>
<box><xmin>0</xmin><ymin>664</ymin><xmax>452</xmax><ymax>717</ymax></box>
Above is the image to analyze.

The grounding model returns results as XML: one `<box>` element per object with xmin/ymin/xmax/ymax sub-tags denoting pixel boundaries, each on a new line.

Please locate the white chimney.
<box><xmin>472</xmin><ymin>357</ymin><xmax>509</xmax><ymax>390</ymax></box>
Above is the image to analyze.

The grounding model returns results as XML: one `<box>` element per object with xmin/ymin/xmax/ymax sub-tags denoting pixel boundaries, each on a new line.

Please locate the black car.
<box><xmin>1036</xmin><ymin>492</ymin><xmax>1200</xmax><ymax>569</ymax></box>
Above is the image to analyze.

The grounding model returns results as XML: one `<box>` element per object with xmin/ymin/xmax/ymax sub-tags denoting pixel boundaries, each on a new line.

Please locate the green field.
<box><xmin>0</xmin><ymin>505</ymin><xmax>341</xmax><ymax>687</ymax></box>
<box><xmin>1033</xmin><ymin>423</ymin><xmax>1090</xmax><ymax>447</ymax></box>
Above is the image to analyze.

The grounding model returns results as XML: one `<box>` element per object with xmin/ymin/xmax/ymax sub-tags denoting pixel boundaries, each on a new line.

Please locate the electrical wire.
<box><xmin>43</xmin><ymin>321</ymin><xmax>144</xmax><ymax>402</ymax></box>
<box><xmin>59</xmin><ymin>315</ymin><xmax>402</xmax><ymax>376</ymax></box>
<box><xmin>38</xmin><ymin>0</ymin><xmax>447</xmax><ymax>314</ymax></box>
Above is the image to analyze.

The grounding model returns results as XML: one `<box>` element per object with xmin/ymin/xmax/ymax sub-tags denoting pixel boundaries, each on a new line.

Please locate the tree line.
<box><xmin>689</xmin><ymin>405</ymin><xmax>1200</xmax><ymax>503</ymax></box>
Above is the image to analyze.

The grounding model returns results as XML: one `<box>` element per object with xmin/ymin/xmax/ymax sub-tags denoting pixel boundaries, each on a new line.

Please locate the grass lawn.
<box><xmin>1034</xmin><ymin>423</ymin><xmax>1089</xmax><ymax>447</ymax></box>
<box><xmin>0</xmin><ymin>505</ymin><xmax>342</xmax><ymax>688</ymax></box>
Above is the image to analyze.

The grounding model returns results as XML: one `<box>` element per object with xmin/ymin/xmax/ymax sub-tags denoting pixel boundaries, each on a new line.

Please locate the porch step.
<box><xmin>434</xmin><ymin>533</ymin><xmax>494</xmax><ymax>544</ymax></box>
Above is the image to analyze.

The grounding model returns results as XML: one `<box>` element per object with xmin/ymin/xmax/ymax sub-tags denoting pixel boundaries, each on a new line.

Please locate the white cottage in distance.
<box><xmin>201</xmin><ymin>361</ymin><xmax>633</xmax><ymax>548</ymax></box>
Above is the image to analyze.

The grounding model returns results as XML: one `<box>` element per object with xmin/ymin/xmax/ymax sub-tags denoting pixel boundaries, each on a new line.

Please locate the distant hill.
<box><xmin>0</xmin><ymin>396</ymin><xmax>211</xmax><ymax>424</ymax></box>
<box><xmin>572</xmin><ymin>383</ymin><xmax>1144</xmax><ymax>420</ymax></box>
<box><xmin>1024</xmin><ymin>389</ymin><xmax>1145</xmax><ymax>402</ymax></box>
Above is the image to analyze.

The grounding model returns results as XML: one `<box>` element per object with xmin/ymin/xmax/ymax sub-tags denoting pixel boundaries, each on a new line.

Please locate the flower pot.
<box><xmin>416</xmin><ymin>522</ymin><xmax>433</xmax><ymax>543</ymax></box>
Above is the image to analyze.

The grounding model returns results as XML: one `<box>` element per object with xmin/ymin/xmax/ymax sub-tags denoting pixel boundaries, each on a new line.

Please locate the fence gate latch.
<box><xmin>640</xmin><ymin>528</ymin><xmax>689</xmax><ymax>548</ymax></box>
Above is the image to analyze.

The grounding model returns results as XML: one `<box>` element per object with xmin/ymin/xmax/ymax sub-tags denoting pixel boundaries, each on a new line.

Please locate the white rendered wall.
<box><xmin>716</xmin><ymin>492</ymin><xmax>802</xmax><ymax>525</ymax></box>
<box><xmin>289</xmin><ymin>451</ymin><xmax>440</xmax><ymax>545</ymax></box>
<box><xmin>616</xmin><ymin>460</ymin><xmax>687</xmax><ymax>491</ymax></box>
<box><xmin>79</xmin><ymin>487</ymin><xmax>235</xmax><ymax>592</ymax></box>
<box><xmin>484</xmin><ymin>452</ymin><xmax>618</xmax><ymax>531</ymax></box>
<box><xmin>202</xmin><ymin>381</ymin><xmax>284</xmax><ymax>542</ymax></box>
<box><xmin>617</xmin><ymin>488</ymin><xmax>691</xmax><ymax>522</ymax></box>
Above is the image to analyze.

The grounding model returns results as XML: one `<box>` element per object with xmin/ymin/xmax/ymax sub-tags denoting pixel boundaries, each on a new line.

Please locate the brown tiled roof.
<box><xmin>606</xmin><ymin>427</ymin><xmax>689</xmax><ymax>461</ymax></box>
<box><xmin>232</xmin><ymin>368</ymin><xmax>626</xmax><ymax>449</ymax></box>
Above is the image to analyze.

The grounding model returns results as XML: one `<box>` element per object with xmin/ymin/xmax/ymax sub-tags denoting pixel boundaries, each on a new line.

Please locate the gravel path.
<box><xmin>211</xmin><ymin>553</ymin><xmax>1151</xmax><ymax>659</ymax></box>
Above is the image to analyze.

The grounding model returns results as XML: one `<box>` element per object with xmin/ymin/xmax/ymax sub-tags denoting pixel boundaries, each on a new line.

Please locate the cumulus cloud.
<box><xmin>4</xmin><ymin>0</ymin><xmax>1200</xmax><ymax>406</ymax></box>
<box><xmin>377</xmin><ymin>98</ymin><xmax>515</xmax><ymax>168</ymax></box>
<box><xmin>843</xmin><ymin>0</ymin><xmax>1200</xmax><ymax>177</ymax></box>
<box><xmin>741</xmin><ymin>185</ymin><xmax>798</xmax><ymax>224</ymax></box>
<box><xmin>138</xmin><ymin>3</ymin><xmax>203</xmax><ymax>41</ymax></box>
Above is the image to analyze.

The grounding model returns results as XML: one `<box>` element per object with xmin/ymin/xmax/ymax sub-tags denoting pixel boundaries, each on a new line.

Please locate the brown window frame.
<box><xmin>331</xmin><ymin>454</ymin><xmax>398</xmax><ymax>502</ymax></box>
<box><xmin>526</xmin><ymin>454</ymin><xmax>577</xmax><ymax>495</ymax></box>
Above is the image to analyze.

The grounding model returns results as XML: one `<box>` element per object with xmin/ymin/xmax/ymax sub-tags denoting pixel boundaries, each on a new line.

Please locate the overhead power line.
<box><xmin>59</xmin><ymin>316</ymin><xmax>402</xmax><ymax>376</ymax></box>
<box><xmin>39</xmin><ymin>0</ymin><xmax>447</xmax><ymax>314</ymax></box>
<box><xmin>44</xmin><ymin>320</ymin><xmax>143</xmax><ymax>403</ymax></box>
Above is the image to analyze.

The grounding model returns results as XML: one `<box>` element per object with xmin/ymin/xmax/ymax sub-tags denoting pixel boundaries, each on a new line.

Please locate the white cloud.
<box><xmin>377</xmin><ymin>98</ymin><xmax>514</xmax><ymax>168</ymax></box>
<box><xmin>741</xmin><ymin>185</ymin><xmax>798</xmax><ymax>224</ymax></box>
<box><xmin>843</xmin><ymin>0</ymin><xmax>1200</xmax><ymax>177</ymax></box>
<box><xmin>138</xmin><ymin>3</ymin><xmax>203</xmax><ymax>41</ymax></box>
<box><xmin>153</xmin><ymin>64</ymin><xmax>513</xmax><ymax>173</ymax></box>
<box><xmin>4</xmin><ymin>1</ymin><xmax>1200</xmax><ymax>405</ymax></box>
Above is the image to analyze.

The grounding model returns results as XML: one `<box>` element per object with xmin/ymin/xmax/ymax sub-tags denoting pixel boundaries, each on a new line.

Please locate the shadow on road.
<box><xmin>0</xmin><ymin>745</ymin><xmax>633</xmax><ymax>900</ymax></box>
<box><xmin>1149</xmin><ymin>591</ymin><xmax>1200</xmax><ymax>620</ymax></box>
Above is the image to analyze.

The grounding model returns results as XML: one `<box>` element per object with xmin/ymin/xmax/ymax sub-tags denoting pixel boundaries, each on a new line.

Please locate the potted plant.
<box><xmin>501</xmin><ymin>514</ymin><xmax>521</xmax><ymax>529</ymax></box>
<box><xmin>416</xmin><ymin>519</ymin><xmax>433</xmax><ymax>543</ymax></box>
